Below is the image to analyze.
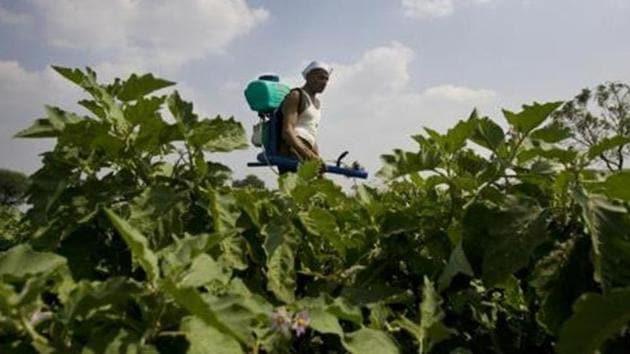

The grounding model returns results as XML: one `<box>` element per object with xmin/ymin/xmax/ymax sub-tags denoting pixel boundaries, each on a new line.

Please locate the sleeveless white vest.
<box><xmin>294</xmin><ymin>92</ymin><xmax>321</xmax><ymax>146</ymax></box>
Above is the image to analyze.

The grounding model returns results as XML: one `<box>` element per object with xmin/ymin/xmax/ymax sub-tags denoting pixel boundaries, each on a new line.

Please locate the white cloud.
<box><xmin>29</xmin><ymin>0</ymin><xmax>269</xmax><ymax>71</ymax></box>
<box><xmin>0</xmin><ymin>4</ymin><xmax>31</xmax><ymax>25</ymax></box>
<box><xmin>316</xmin><ymin>43</ymin><xmax>498</xmax><ymax>182</ymax></box>
<box><xmin>402</xmin><ymin>0</ymin><xmax>493</xmax><ymax>19</ymax></box>
<box><xmin>402</xmin><ymin>0</ymin><xmax>455</xmax><ymax>19</ymax></box>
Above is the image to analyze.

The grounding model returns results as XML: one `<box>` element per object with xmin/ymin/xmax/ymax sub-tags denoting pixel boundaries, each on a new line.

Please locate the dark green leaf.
<box><xmin>557</xmin><ymin>288</ymin><xmax>630</xmax><ymax>354</ymax></box>
<box><xmin>574</xmin><ymin>191</ymin><xmax>630</xmax><ymax>288</ymax></box>
<box><xmin>13</xmin><ymin>119</ymin><xmax>58</xmax><ymax>138</ymax></box>
<box><xmin>104</xmin><ymin>208</ymin><xmax>160</xmax><ymax>285</ymax></box>
<box><xmin>471</xmin><ymin>117</ymin><xmax>505</xmax><ymax>151</ymax></box>
<box><xmin>463</xmin><ymin>201</ymin><xmax>549</xmax><ymax>286</ymax></box>
<box><xmin>603</xmin><ymin>171</ymin><xmax>630</xmax><ymax>201</ymax></box>
<box><xmin>117</xmin><ymin>73</ymin><xmax>175</xmax><ymax>101</ymax></box>
<box><xmin>437</xmin><ymin>242</ymin><xmax>474</xmax><ymax>292</ymax></box>
<box><xmin>587</xmin><ymin>136</ymin><xmax>630</xmax><ymax>160</ymax></box>
<box><xmin>529</xmin><ymin>238</ymin><xmax>594</xmax><ymax>334</ymax></box>
<box><xmin>503</xmin><ymin>101</ymin><xmax>563</xmax><ymax>135</ymax></box>
<box><xmin>529</xmin><ymin>122</ymin><xmax>572</xmax><ymax>143</ymax></box>
<box><xmin>52</xmin><ymin>66</ymin><xmax>87</xmax><ymax>86</ymax></box>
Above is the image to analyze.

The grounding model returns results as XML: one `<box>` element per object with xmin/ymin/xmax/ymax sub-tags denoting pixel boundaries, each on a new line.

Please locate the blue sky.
<box><xmin>1</xmin><ymin>0</ymin><xmax>629</xmax><ymax>186</ymax></box>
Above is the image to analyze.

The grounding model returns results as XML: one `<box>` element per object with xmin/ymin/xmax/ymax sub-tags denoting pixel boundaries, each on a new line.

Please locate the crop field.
<box><xmin>1</xmin><ymin>68</ymin><xmax>629</xmax><ymax>353</ymax></box>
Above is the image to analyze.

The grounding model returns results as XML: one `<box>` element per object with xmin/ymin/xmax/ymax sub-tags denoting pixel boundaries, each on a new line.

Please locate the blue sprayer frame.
<box><xmin>246</xmin><ymin>110</ymin><xmax>369</xmax><ymax>179</ymax></box>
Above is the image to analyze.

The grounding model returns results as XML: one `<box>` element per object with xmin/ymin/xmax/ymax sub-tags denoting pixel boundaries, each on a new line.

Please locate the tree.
<box><xmin>232</xmin><ymin>174</ymin><xmax>266</xmax><ymax>189</ymax></box>
<box><xmin>552</xmin><ymin>82</ymin><xmax>630</xmax><ymax>171</ymax></box>
<box><xmin>0</xmin><ymin>169</ymin><xmax>27</xmax><ymax>206</ymax></box>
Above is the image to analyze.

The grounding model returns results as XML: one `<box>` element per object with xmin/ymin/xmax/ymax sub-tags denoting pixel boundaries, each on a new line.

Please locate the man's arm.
<box><xmin>281</xmin><ymin>90</ymin><xmax>319</xmax><ymax>160</ymax></box>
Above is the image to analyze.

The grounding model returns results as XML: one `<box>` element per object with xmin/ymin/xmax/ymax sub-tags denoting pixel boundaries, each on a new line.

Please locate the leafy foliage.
<box><xmin>0</xmin><ymin>169</ymin><xmax>28</xmax><ymax>206</ymax></box>
<box><xmin>2</xmin><ymin>67</ymin><xmax>630</xmax><ymax>353</ymax></box>
<box><xmin>552</xmin><ymin>82</ymin><xmax>630</xmax><ymax>171</ymax></box>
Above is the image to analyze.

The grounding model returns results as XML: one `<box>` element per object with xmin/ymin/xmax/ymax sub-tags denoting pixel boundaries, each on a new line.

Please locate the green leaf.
<box><xmin>13</xmin><ymin>119</ymin><xmax>58</xmax><ymax>138</ymax></box>
<box><xmin>529</xmin><ymin>122</ymin><xmax>572</xmax><ymax>143</ymax></box>
<box><xmin>262</xmin><ymin>223</ymin><xmax>296</xmax><ymax>303</ymax></box>
<box><xmin>104</xmin><ymin>208</ymin><xmax>160</xmax><ymax>285</ymax></box>
<box><xmin>178</xmin><ymin>254</ymin><xmax>230</xmax><ymax>287</ymax></box>
<box><xmin>557</xmin><ymin>288</ymin><xmax>630</xmax><ymax>354</ymax></box>
<box><xmin>394</xmin><ymin>278</ymin><xmax>452</xmax><ymax>353</ymax></box>
<box><xmin>378</xmin><ymin>148</ymin><xmax>438</xmax><ymax>180</ymax></box>
<box><xmin>167</xmin><ymin>90</ymin><xmax>198</xmax><ymax>128</ymax></box>
<box><xmin>309</xmin><ymin>307</ymin><xmax>344</xmax><ymax>337</ymax></box>
<box><xmin>496</xmin><ymin>275</ymin><xmax>527</xmax><ymax>312</ymax></box>
<box><xmin>190</xmin><ymin>117</ymin><xmax>248</xmax><ymax>152</ymax></box>
<box><xmin>328</xmin><ymin>297</ymin><xmax>363</xmax><ymax>325</ymax></box>
<box><xmin>52</xmin><ymin>66</ymin><xmax>87</xmax><ymax>86</ymax></box>
<box><xmin>208</xmin><ymin>189</ymin><xmax>239</xmax><ymax>233</ymax></box>
<box><xmin>587</xmin><ymin>136</ymin><xmax>630</xmax><ymax>160</ymax></box>
<box><xmin>162</xmin><ymin>278</ymin><xmax>246</xmax><ymax>344</ymax></box>
<box><xmin>117</xmin><ymin>73</ymin><xmax>175</xmax><ymax>101</ymax></box>
<box><xmin>62</xmin><ymin>277</ymin><xmax>143</xmax><ymax>320</ymax></box>
<box><xmin>574</xmin><ymin>191</ymin><xmax>630</xmax><ymax>288</ymax></box>
<box><xmin>0</xmin><ymin>244</ymin><xmax>66</xmax><ymax>280</ymax></box>
<box><xmin>444</xmin><ymin>118</ymin><xmax>477</xmax><ymax>153</ymax></box>
<box><xmin>463</xmin><ymin>201</ymin><xmax>549</xmax><ymax>286</ymax></box>
<box><xmin>82</xmin><ymin>327</ymin><xmax>157</xmax><ymax>354</ymax></box>
<box><xmin>437</xmin><ymin>242</ymin><xmax>474</xmax><ymax>292</ymax></box>
<box><xmin>517</xmin><ymin>147</ymin><xmax>578</xmax><ymax>165</ymax></box>
<box><xmin>503</xmin><ymin>101</ymin><xmax>563</xmax><ymax>135</ymax></box>
<box><xmin>267</xmin><ymin>241</ymin><xmax>296</xmax><ymax>303</ymax></box>
<box><xmin>603</xmin><ymin>171</ymin><xmax>630</xmax><ymax>201</ymax></box>
<box><xmin>299</xmin><ymin>207</ymin><xmax>345</xmax><ymax>255</ymax></box>
<box><xmin>471</xmin><ymin>117</ymin><xmax>505</xmax><ymax>151</ymax></box>
<box><xmin>529</xmin><ymin>238</ymin><xmax>594</xmax><ymax>334</ymax></box>
<box><xmin>180</xmin><ymin>316</ymin><xmax>243</xmax><ymax>354</ymax></box>
<box><xmin>343</xmin><ymin>328</ymin><xmax>400</xmax><ymax>354</ymax></box>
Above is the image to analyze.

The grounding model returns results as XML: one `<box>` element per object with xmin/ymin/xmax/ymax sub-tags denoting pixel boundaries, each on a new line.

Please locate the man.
<box><xmin>279</xmin><ymin>61</ymin><xmax>331</xmax><ymax>167</ymax></box>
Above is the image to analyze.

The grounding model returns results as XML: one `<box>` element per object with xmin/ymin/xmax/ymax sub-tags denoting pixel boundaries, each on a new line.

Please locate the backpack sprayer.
<box><xmin>244</xmin><ymin>75</ymin><xmax>368</xmax><ymax>179</ymax></box>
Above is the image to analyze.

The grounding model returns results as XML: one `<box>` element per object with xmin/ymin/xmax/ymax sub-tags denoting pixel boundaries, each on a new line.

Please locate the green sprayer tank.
<box><xmin>244</xmin><ymin>75</ymin><xmax>290</xmax><ymax>113</ymax></box>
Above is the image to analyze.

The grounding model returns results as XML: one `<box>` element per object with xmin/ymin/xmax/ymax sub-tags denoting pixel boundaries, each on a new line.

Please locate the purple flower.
<box><xmin>291</xmin><ymin>310</ymin><xmax>311</xmax><ymax>337</ymax></box>
<box><xmin>271</xmin><ymin>307</ymin><xmax>292</xmax><ymax>337</ymax></box>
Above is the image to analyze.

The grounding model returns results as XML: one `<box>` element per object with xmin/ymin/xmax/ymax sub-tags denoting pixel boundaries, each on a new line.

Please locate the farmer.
<box><xmin>279</xmin><ymin>61</ymin><xmax>331</xmax><ymax>168</ymax></box>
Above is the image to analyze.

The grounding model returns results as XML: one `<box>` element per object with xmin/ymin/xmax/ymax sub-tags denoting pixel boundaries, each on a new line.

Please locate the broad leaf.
<box><xmin>180</xmin><ymin>316</ymin><xmax>243</xmax><ymax>354</ymax></box>
<box><xmin>190</xmin><ymin>117</ymin><xmax>248</xmax><ymax>153</ymax></box>
<box><xmin>471</xmin><ymin>117</ymin><xmax>505</xmax><ymax>151</ymax></box>
<box><xmin>117</xmin><ymin>73</ymin><xmax>175</xmax><ymax>101</ymax></box>
<box><xmin>308</xmin><ymin>307</ymin><xmax>344</xmax><ymax>337</ymax></box>
<box><xmin>463</xmin><ymin>201</ymin><xmax>549</xmax><ymax>286</ymax></box>
<box><xmin>574</xmin><ymin>191</ymin><xmax>630</xmax><ymax>288</ymax></box>
<box><xmin>437</xmin><ymin>242</ymin><xmax>474</xmax><ymax>292</ymax></box>
<box><xmin>529</xmin><ymin>122</ymin><xmax>572</xmax><ymax>143</ymax></box>
<box><xmin>603</xmin><ymin>171</ymin><xmax>630</xmax><ymax>201</ymax></box>
<box><xmin>529</xmin><ymin>238</ymin><xmax>594</xmax><ymax>334</ymax></box>
<box><xmin>13</xmin><ymin>119</ymin><xmax>58</xmax><ymax>138</ymax></box>
<box><xmin>0</xmin><ymin>244</ymin><xmax>66</xmax><ymax>280</ymax></box>
<box><xmin>299</xmin><ymin>207</ymin><xmax>345</xmax><ymax>255</ymax></box>
<box><xmin>343</xmin><ymin>328</ymin><xmax>400</xmax><ymax>354</ymax></box>
<box><xmin>262</xmin><ymin>222</ymin><xmax>296</xmax><ymax>303</ymax></box>
<box><xmin>503</xmin><ymin>101</ymin><xmax>562</xmax><ymax>135</ymax></box>
<box><xmin>104</xmin><ymin>208</ymin><xmax>160</xmax><ymax>285</ymax></box>
<box><xmin>557</xmin><ymin>288</ymin><xmax>630</xmax><ymax>354</ymax></box>
<box><xmin>162</xmin><ymin>278</ymin><xmax>246</xmax><ymax>344</ymax></box>
<box><xmin>587</xmin><ymin>136</ymin><xmax>630</xmax><ymax>160</ymax></box>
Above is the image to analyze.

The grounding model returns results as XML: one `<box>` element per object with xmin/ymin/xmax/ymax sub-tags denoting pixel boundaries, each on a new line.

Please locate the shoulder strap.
<box><xmin>292</xmin><ymin>88</ymin><xmax>309</xmax><ymax>115</ymax></box>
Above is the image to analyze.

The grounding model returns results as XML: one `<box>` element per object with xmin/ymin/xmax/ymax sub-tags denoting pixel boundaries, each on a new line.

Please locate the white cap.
<box><xmin>302</xmin><ymin>60</ymin><xmax>333</xmax><ymax>79</ymax></box>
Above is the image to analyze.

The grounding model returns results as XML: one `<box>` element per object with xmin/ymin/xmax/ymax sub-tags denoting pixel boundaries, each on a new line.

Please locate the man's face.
<box><xmin>307</xmin><ymin>69</ymin><xmax>329</xmax><ymax>93</ymax></box>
